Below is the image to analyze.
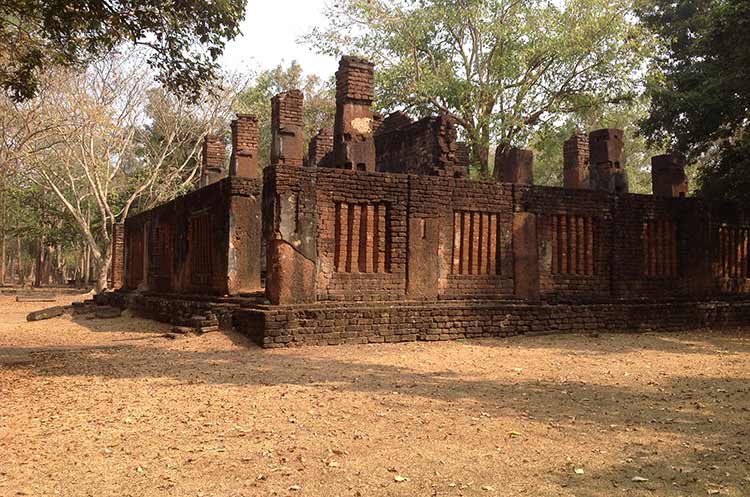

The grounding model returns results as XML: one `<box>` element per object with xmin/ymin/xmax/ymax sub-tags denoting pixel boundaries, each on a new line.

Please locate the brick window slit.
<box><xmin>719</xmin><ymin>226</ymin><xmax>750</xmax><ymax>278</ymax></box>
<box><xmin>189</xmin><ymin>212</ymin><xmax>213</xmax><ymax>285</ymax></box>
<box><xmin>126</xmin><ymin>227</ymin><xmax>144</xmax><ymax>287</ymax></box>
<box><xmin>642</xmin><ymin>219</ymin><xmax>678</xmax><ymax>278</ymax></box>
<box><xmin>551</xmin><ymin>214</ymin><xmax>594</xmax><ymax>275</ymax></box>
<box><xmin>150</xmin><ymin>223</ymin><xmax>173</xmax><ymax>280</ymax></box>
<box><xmin>451</xmin><ymin>210</ymin><xmax>500</xmax><ymax>275</ymax></box>
<box><xmin>334</xmin><ymin>202</ymin><xmax>390</xmax><ymax>273</ymax></box>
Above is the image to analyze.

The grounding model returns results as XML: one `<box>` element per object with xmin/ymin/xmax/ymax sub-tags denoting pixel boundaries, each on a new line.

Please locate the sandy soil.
<box><xmin>1</xmin><ymin>295</ymin><xmax>749</xmax><ymax>497</ymax></box>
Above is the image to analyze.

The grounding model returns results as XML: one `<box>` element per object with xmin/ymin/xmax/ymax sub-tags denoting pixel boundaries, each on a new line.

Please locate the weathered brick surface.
<box><xmin>652</xmin><ymin>152</ymin><xmax>689</xmax><ymax>198</ymax></box>
<box><xmin>334</xmin><ymin>56</ymin><xmax>376</xmax><ymax>171</ymax></box>
<box><xmin>563</xmin><ymin>131</ymin><xmax>589</xmax><ymax>189</ymax></box>
<box><xmin>230</xmin><ymin>114</ymin><xmax>259</xmax><ymax>178</ymax></box>
<box><xmin>376</xmin><ymin>114</ymin><xmax>466</xmax><ymax>177</ymax></box>
<box><xmin>235</xmin><ymin>299</ymin><xmax>750</xmax><ymax>348</ymax></box>
<box><xmin>307</xmin><ymin>128</ymin><xmax>334</xmax><ymax>167</ymax></box>
<box><xmin>271</xmin><ymin>90</ymin><xmax>305</xmax><ymax>167</ymax></box>
<box><xmin>123</xmin><ymin>177</ymin><xmax>261</xmax><ymax>295</ymax></box>
<box><xmin>265</xmin><ymin>164</ymin><xmax>750</xmax><ymax>304</ymax></box>
<box><xmin>494</xmin><ymin>147</ymin><xmax>534</xmax><ymax>184</ymax></box>
<box><xmin>589</xmin><ymin>128</ymin><xmax>628</xmax><ymax>194</ymax></box>
<box><xmin>109</xmin><ymin>223</ymin><xmax>125</xmax><ymax>289</ymax></box>
<box><xmin>200</xmin><ymin>135</ymin><xmax>226</xmax><ymax>187</ymax></box>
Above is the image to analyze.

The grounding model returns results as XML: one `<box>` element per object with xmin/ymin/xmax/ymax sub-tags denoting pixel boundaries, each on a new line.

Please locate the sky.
<box><xmin>220</xmin><ymin>0</ymin><xmax>337</xmax><ymax>80</ymax></box>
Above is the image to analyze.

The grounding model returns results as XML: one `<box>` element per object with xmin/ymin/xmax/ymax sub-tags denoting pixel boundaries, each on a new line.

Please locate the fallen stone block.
<box><xmin>17</xmin><ymin>293</ymin><xmax>57</xmax><ymax>303</ymax></box>
<box><xmin>195</xmin><ymin>325</ymin><xmax>220</xmax><ymax>334</ymax></box>
<box><xmin>172</xmin><ymin>326</ymin><xmax>194</xmax><ymax>335</ymax></box>
<box><xmin>94</xmin><ymin>307</ymin><xmax>122</xmax><ymax>319</ymax></box>
<box><xmin>26</xmin><ymin>306</ymin><xmax>65</xmax><ymax>322</ymax></box>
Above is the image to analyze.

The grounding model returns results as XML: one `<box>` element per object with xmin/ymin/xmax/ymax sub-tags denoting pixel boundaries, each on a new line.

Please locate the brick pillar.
<box><xmin>454</xmin><ymin>142</ymin><xmax>471</xmax><ymax>178</ymax></box>
<box><xmin>513</xmin><ymin>212</ymin><xmax>540</xmax><ymax>299</ymax></box>
<box><xmin>563</xmin><ymin>131</ymin><xmax>590</xmax><ymax>189</ymax></box>
<box><xmin>109</xmin><ymin>223</ymin><xmax>125</xmax><ymax>289</ymax></box>
<box><xmin>589</xmin><ymin>128</ymin><xmax>628</xmax><ymax>194</ymax></box>
<box><xmin>230</xmin><ymin>114</ymin><xmax>259</xmax><ymax>178</ymax></box>
<box><xmin>200</xmin><ymin>135</ymin><xmax>226</xmax><ymax>187</ymax></box>
<box><xmin>271</xmin><ymin>90</ymin><xmax>304</xmax><ymax>167</ymax></box>
<box><xmin>334</xmin><ymin>56</ymin><xmax>376</xmax><ymax>171</ymax></box>
<box><xmin>651</xmin><ymin>152</ymin><xmax>688</xmax><ymax>198</ymax></box>
<box><xmin>494</xmin><ymin>146</ymin><xmax>534</xmax><ymax>184</ymax></box>
<box><xmin>307</xmin><ymin>128</ymin><xmax>334</xmax><ymax>167</ymax></box>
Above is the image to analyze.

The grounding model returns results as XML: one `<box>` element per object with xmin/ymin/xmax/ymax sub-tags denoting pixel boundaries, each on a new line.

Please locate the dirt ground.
<box><xmin>1</xmin><ymin>294</ymin><xmax>749</xmax><ymax>497</ymax></box>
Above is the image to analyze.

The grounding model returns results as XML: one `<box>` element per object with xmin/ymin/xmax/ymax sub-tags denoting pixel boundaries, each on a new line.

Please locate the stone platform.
<box><xmin>100</xmin><ymin>290</ymin><xmax>750</xmax><ymax>348</ymax></box>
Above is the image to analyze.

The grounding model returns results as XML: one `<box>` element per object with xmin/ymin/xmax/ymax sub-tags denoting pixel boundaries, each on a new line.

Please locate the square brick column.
<box><xmin>494</xmin><ymin>146</ymin><xmax>534</xmax><ymax>184</ymax></box>
<box><xmin>563</xmin><ymin>131</ymin><xmax>590</xmax><ymax>189</ymax></box>
<box><xmin>651</xmin><ymin>152</ymin><xmax>688</xmax><ymax>198</ymax></box>
<box><xmin>200</xmin><ymin>135</ymin><xmax>226</xmax><ymax>187</ymax></box>
<box><xmin>334</xmin><ymin>56</ymin><xmax>376</xmax><ymax>171</ymax></box>
<box><xmin>271</xmin><ymin>90</ymin><xmax>305</xmax><ymax>166</ymax></box>
<box><xmin>589</xmin><ymin>128</ymin><xmax>628</xmax><ymax>194</ymax></box>
<box><xmin>307</xmin><ymin>128</ymin><xmax>334</xmax><ymax>167</ymax></box>
<box><xmin>230</xmin><ymin>114</ymin><xmax>259</xmax><ymax>178</ymax></box>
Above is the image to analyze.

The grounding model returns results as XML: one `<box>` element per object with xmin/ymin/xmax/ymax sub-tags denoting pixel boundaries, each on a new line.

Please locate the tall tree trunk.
<box><xmin>0</xmin><ymin>234</ymin><xmax>6</xmax><ymax>286</ymax></box>
<box><xmin>470</xmin><ymin>122</ymin><xmax>492</xmax><ymax>178</ymax></box>
<box><xmin>16</xmin><ymin>236</ymin><xmax>22</xmax><ymax>285</ymax></box>
<box><xmin>34</xmin><ymin>238</ymin><xmax>43</xmax><ymax>288</ymax></box>
<box><xmin>94</xmin><ymin>245</ymin><xmax>112</xmax><ymax>293</ymax></box>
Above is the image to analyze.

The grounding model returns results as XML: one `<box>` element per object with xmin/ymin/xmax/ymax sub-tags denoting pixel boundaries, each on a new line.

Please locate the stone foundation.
<box><xmin>101</xmin><ymin>290</ymin><xmax>750</xmax><ymax>349</ymax></box>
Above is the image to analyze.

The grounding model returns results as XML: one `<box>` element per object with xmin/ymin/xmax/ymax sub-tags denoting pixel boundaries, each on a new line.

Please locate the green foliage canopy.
<box><xmin>307</xmin><ymin>0</ymin><xmax>649</xmax><ymax>176</ymax></box>
<box><xmin>639</xmin><ymin>0</ymin><xmax>750</xmax><ymax>202</ymax></box>
<box><xmin>1</xmin><ymin>0</ymin><xmax>246</xmax><ymax>101</ymax></box>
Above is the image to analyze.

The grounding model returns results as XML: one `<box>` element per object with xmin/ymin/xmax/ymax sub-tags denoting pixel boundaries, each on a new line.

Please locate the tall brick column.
<box><xmin>563</xmin><ymin>131</ymin><xmax>590</xmax><ymax>189</ymax></box>
<box><xmin>651</xmin><ymin>152</ymin><xmax>689</xmax><ymax>198</ymax></box>
<box><xmin>230</xmin><ymin>114</ymin><xmax>259</xmax><ymax>178</ymax></box>
<box><xmin>589</xmin><ymin>128</ymin><xmax>628</xmax><ymax>194</ymax></box>
<box><xmin>271</xmin><ymin>90</ymin><xmax>305</xmax><ymax>167</ymax></box>
<box><xmin>109</xmin><ymin>223</ymin><xmax>125</xmax><ymax>289</ymax></box>
<box><xmin>334</xmin><ymin>56</ymin><xmax>376</xmax><ymax>171</ymax></box>
<box><xmin>200</xmin><ymin>135</ymin><xmax>226</xmax><ymax>187</ymax></box>
<box><xmin>307</xmin><ymin>128</ymin><xmax>334</xmax><ymax>167</ymax></box>
<box><xmin>494</xmin><ymin>146</ymin><xmax>534</xmax><ymax>184</ymax></box>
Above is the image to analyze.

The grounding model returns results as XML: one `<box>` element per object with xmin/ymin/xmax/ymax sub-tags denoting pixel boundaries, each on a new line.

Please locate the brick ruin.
<box><xmin>271</xmin><ymin>90</ymin><xmax>305</xmax><ymax>167</ymax></box>
<box><xmin>107</xmin><ymin>55</ymin><xmax>750</xmax><ymax>348</ymax></box>
<box><xmin>589</xmin><ymin>128</ymin><xmax>628</xmax><ymax>194</ymax></box>
<box><xmin>333</xmin><ymin>56</ymin><xmax>376</xmax><ymax>171</ymax></box>
<box><xmin>563</xmin><ymin>131</ymin><xmax>589</xmax><ymax>189</ymax></box>
<box><xmin>494</xmin><ymin>146</ymin><xmax>534</xmax><ymax>184</ymax></box>
<box><xmin>652</xmin><ymin>151</ymin><xmax>689</xmax><ymax>198</ymax></box>
<box><xmin>199</xmin><ymin>135</ymin><xmax>226</xmax><ymax>187</ymax></box>
<box><xmin>306</xmin><ymin>128</ymin><xmax>334</xmax><ymax>167</ymax></box>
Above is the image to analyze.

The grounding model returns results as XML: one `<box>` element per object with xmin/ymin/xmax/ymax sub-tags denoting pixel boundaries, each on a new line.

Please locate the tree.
<box><xmin>235</xmin><ymin>61</ymin><xmax>335</xmax><ymax>169</ymax></box>
<box><xmin>5</xmin><ymin>49</ymin><xmax>239</xmax><ymax>291</ymax></box>
<box><xmin>1</xmin><ymin>0</ymin><xmax>246</xmax><ymax>102</ymax></box>
<box><xmin>307</xmin><ymin>0</ymin><xmax>649</xmax><ymax>176</ymax></box>
<box><xmin>638</xmin><ymin>0</ymin><xmax>750</xmax><ymax>203</ymax></box>
<box><xmin>530</xmin><ymin>97</ymin><xmax>691</xmax><ymax>194</ymax></box>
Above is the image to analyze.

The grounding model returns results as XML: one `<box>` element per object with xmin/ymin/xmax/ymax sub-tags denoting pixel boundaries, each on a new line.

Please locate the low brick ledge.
<box><xmin>234</xmin><ymin>298</ymin><xmax>750</xmax><ymax>348</ymax></box>
<box><xmin>97</xmin><ymin>291</ymin><xmax>750</xmax><ymax>348</ymax></box>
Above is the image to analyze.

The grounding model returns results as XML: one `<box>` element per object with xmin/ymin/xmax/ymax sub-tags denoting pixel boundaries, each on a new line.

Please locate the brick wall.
<box><xmin>375</xmin><ymin>115</ymin><xmax>465</xmax><ymax>177</ymax></box>
<box><xmin>123</xmin><ymin>177</ymin><xmax>261</xmax><ymax>296</ymax></box>
<box><xmin>237</xmin><ymin>299</ymin><xmax>750</xmax><ymax>348</ymax></box>
<box><xmin>265</xmin><ymin>165</ymin><xmax>750</xmax><ymax>304</ymax></box>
